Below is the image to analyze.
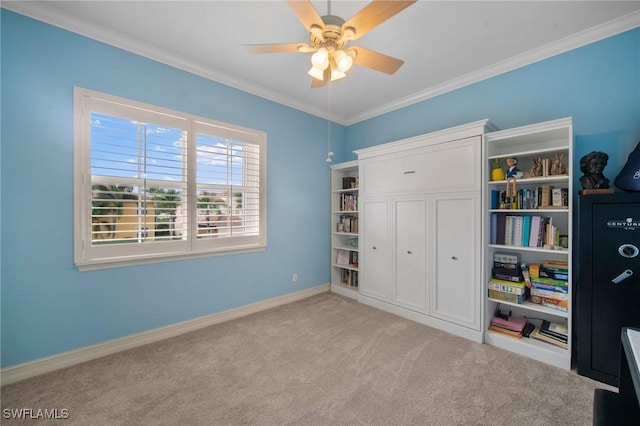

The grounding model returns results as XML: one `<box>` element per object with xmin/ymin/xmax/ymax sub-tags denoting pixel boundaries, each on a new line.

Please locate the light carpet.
<box><xmin>1</xmin><ymin>292</ymin><xmax>609</xmax><ymax>425</ymax></box>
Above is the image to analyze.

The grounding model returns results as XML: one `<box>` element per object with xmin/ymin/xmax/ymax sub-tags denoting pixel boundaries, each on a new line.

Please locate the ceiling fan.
<box><xmin>241</xmin><ymin>0</ymin><xmax>417</xmax><ymax>88</ymax></box>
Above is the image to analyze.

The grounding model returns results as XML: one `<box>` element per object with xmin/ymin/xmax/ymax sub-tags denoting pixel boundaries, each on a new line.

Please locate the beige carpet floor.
<box><xmin>1</xmin><ymin>292</ymin><xmax>610</xmax><ymax>425</ymax></box>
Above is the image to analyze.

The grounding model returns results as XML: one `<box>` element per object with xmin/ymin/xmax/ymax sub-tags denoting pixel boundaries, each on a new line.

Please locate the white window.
<box><xmin>74</xmin><ymin>88</ymin><xmax>266</xmax><ymax>270</ymax></box>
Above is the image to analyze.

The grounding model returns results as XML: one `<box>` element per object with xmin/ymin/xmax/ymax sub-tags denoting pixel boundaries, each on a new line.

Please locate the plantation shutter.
<box><xmin>87</xmin><ymin>98</ymin><xmax>189</xmax><ymax>255</ymax></box>
<box><xmin>193</xmin><ymin>121</ymin><xmax>263</xmax><ymax>250</ymax></box>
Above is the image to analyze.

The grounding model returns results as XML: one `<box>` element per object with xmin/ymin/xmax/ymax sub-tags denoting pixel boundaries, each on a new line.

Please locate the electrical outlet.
<box><xmin>292</xmin><ymin>273</ymin><xmax>298</xmax><ymax>283</ymax></box>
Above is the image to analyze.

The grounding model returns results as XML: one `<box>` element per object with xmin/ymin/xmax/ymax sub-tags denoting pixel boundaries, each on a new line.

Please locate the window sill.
<box><xmin>75</xmin><ymin>246</ymin><xmax>266</xmax><ymax>271</ymax></box>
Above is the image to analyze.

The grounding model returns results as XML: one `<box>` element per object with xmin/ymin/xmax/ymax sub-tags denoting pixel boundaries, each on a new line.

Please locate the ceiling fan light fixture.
<box><xmin>308</xmin><ymin>65</ymin><xmax>325</xmax><ymax>81</ymax></box>
<box><xmin>334</xmin><ymin>49</ymin><xmax>353</xmax><ymax>72</ymax></box>
<box><xmin>311</xmin><ymin>47</ymin><xmax>329</xmax><ymax>70</ymax></box>
<box><xmin>330</xmin><ymin>67</ymin><xmax>346</xmax><ymax>82</ymax></box>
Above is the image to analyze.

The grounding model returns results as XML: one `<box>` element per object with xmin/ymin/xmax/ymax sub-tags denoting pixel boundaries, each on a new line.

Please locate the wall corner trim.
<box><xmin>0</xmin><ymin>283</ymin><xmax>330</xmax><ymax>386</ymax></box>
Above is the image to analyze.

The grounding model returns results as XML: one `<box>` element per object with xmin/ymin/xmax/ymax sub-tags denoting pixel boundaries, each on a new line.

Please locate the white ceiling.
<box><xmin>5</xmin><ymin>1</ymin><xmax>640</xmax><ymax>125</ymax></box>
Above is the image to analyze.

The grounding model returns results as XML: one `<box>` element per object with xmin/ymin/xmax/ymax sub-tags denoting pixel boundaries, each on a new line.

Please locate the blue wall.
<box><xmin>1</xmin><ymin>10</ymin><xmax>639</xmax><ymax>368</ymax></box>
<box><xmin>0</xmin><ymin>10</ymin><xmax>345</xmax><ymax>367</ymax></box>
<box><xmin>347</xmin><ymin>28</ymin><xmax>640</xmax><ymax>185</ymax></box>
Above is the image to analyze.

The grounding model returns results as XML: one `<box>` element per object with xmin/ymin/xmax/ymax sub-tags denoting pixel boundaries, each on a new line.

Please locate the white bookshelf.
<box><xmin>484</xmin><ymin>117</ymin><xmax>573</xmax><ymax>370</ymax></box>
<box><xmin>330</xmin><ymin>161</ymin><xmax>359</xmax><ymax>299</ymax></box>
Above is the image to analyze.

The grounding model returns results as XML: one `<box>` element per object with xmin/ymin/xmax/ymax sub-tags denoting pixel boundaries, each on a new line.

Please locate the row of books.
<box><xmin>341</xmin><ymin>269</ymin><xmax>358</xmax><ymax>287</ymax></box>
<box><xmin>490</xmin><ymin>213</ymin><xmax>564</xmax><ymax>249</ymax></box>
<box><xmin>337</xmin><ymin>215</ymin><xmax>358</xmax><ymax>233</ymax></box>
<box><xmin>488</xmin><ymin>255</ymin><xmax>570</xmax><ymax>314</ymax></box>
<box><xmin>531</xmin><ymin>320</ymin><xmax>568</xmax><ymax>348</ymax></box>
<box><xmin>490</xmin><ymin>186</ymin><xmax>568</xmax><ymax>210</ymax></box>
<box><xmin>489</xmin><ymin>252</ymin><xmax>528</xmax><ymax>304</ymax></box>
<box><xmin>336</xmin><ymin>249</ymin><xmax>358</xmax><ymax>267</ymax></box>
<box><xmin>338</xmin><ymin>193</ymin><xmax>358</xmax><ymax>212</ymax></box>
<box><xmin>529</xmin><ymin>260</ymin><xmax>569</xmax><ymax>313</ymax></box>
<box><xmin>489</xmin><ymin>309</ymin><xmax>568</xmax><ymax>349</ymax></box>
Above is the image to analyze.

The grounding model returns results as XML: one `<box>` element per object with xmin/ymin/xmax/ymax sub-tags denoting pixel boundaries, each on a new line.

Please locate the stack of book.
<box><xmin>532</xmin><ymin>320</ymin><xmax>568</xmax><ymax>348</ymax></box>
<box><xmin>489</xmin><ymin>313</ymin><xmax>527</xmax><ymax>338</ymax></box>
<box><xmin>488</xmin><ymin>252</ymin><xmax>528</xmax><ymax>304</ymax></box>
<box><xmin>529</xmin><ymin>261</ymin><xmax>569</xmax><ymax>312</ymax></box>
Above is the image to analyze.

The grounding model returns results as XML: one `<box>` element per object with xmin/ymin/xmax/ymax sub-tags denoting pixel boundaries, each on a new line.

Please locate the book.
<box><xmin>493</xmin><ymin>252</ymin><xmax>520</xmax><ymax>264</ymax></box>
<box><xmin>529</xmin><ymin>295</ymin><xmax>568</xmax><ymax>312</ymax></box>
<box><xmin>489</xmin><ymin>325</ymin><xmax>522</xmax><ymax>338</ymax></box>
<box><xmin>488</xmin><ymin>289</ymin><xmax>526</xmax><ymax>304</ymax></box>
<box><xmin>531</xmin><ymin>327</ymin><xmax>568</xmax><ymax>349</ymax></box>
<box><xmin>552</xmin><ymin>188</ymin><xmax>563</xmax><ymax>207</ymax></box>
<box><xmin>528</xmin><ymin>263</ymin><xmax>540</xmax><ymax>279</ymax></box>
<box><xmin>490</xmin><ymin>314</ymin><xmax>527</xmax><ymax>332</ymax></box>
<box><xmin>542</xmin><ymin>260</ymin><xmax>569</xmax><ymax>271</ymax></box>
<box><xmin>496</xmin><ymin>214</ymin><xmax>506</xmax><ymax>245</ymax></box>
<box><xmin>513</xmin><ymin>216</ymin><xmax>523</xmax><ymax>247</ymax></box>
<box><xmin>504</xmin><ymin>215</ymin><xmax>514</xmax><ymax>245</ymax></box>
<box><xmin>493</xmin><ymin>261</ymin><xmax>519</xmax><ymax>270</ymax></box>
<box><xmin>490</xmin><ymin>213</ymin><xmax>498</xmax><ymax>244</ymax></box>
<box><xmin>531</xmin><ymin>287</ymin><xmax>569</xmax><ymax>301</ymax></box>
<box><xmin>539</xmin><ymin>268</ymin><xmax>569</xmax><ymax>281</ymax></box>
<box><xmin>521</xmin><ymin>215</ymin><xmax>531</xmax><ymax>247</ymax></box>
<box><xmin>531</xmin><ymin>277</ymin><xmax>569</xmax><ymax>291</ymax></box>
<box><xmin>493</xmin><ymin>269</ymin><xmax>523</xmax><ymax>282</ymax></box>
<box><xmin>488</xmin><ymin>279</ymin><xmax>527</xmax><ymax>295</ymax></box>
<box><xmin>336</xmin><ymin>249</ymin><xmax>350</xmax><ymax>265</ymax></box>
<box><xmin>528</xmin><ymin>216</ymin><xmax>542</xmax><ymax>248</ymax></box>
<box><xmin>540</xmin><ymin>185</ymin><xmax>553</xmax><ymax>207</ymax></box>
<box><xmin>539</xmin><ymin>320</ymin><xmax>568</xmax><ymax>342</ymax></box>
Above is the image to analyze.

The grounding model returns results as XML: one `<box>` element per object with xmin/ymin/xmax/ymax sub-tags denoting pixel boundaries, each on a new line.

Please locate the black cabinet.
<box><xmin>576</xmin><ymin>192</ymin><xmax>640</xmax><ymax>386</ymax></box>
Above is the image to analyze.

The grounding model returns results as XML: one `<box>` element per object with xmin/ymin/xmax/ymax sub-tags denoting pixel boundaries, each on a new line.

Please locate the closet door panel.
<box><xmin>430</xmin><ymin>193</ymin><xmax>480</xmax><ymax>330</ymax></box>
<box><xmin>359</xmin><ymin>199</ymin><xmax>389</xmax><ymax>301</ymax></box>
<box><xmin>393</xmin><ymin>197</ymin><xmax>428</xmax><ymax>313</ymax></box>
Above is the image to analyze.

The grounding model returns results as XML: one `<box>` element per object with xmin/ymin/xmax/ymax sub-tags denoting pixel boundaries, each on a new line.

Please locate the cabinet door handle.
<box><xmin>451</xmin><ymin>256</ymin><xmax>458</xmax><ymax>260</ymax></box>
<box><xmin>407</xmin><ymin>251</ymin><xmax>412</xmax><ymax>254</ymax></box>
<box><xmin>403</xmin><ymin>171</ymin><xmax>416</xmax><ymax>174</ymax></box>
<box><xmin>372</xmin><ymin>246</ymin><xmax>377</xmax><ymax>250</ymax></box>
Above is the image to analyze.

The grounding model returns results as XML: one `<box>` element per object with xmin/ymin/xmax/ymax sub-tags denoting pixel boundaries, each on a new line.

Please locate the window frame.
<box><xmin>74</xmin><ymin>87</ymin><xmax>267</xmax><ymax>271</ymax></box>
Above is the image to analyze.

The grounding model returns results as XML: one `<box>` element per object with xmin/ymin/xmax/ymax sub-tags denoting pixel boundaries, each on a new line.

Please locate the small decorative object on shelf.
<box><xmin>529</xmin><ymin>157</ymin><xmax>543</xmax><ymax>177</ymax></box>
<box><xmin>579</xmin><ymin>151</ymin><xmax>611</xmax><ymax>192</ymax></box>
<box><xmin>505</xmin><ymin>157</ymin><xmax>523</xmax><ymax>179</ymax></box>
<box><xmin>490</xmin><ymin>158</ymin><xmax>505</xmax><ymax>181</ymax></box>
<box><xmin>550</xmin><ymin>152</ymin><xmax>567</xmax><ymax>176</ymax></box>
<box><xmin>614</xmin><ymin>141</ymin><xmax>640</xmax><ymax>192</ymax></box>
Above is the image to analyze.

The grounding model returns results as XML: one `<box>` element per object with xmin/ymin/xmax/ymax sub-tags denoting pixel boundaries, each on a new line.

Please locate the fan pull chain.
<box><xmin>326</xmin><ymin>80</ymin><xmax>334</xmax><ymax>163</ymax></box>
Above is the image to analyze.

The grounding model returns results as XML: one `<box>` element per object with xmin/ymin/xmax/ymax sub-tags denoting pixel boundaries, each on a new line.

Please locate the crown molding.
<box><xmin>3</xmin><ymin>3</ymin><xmax>638</xmax><ymax>127</ymax></box>
<box><xmin>346</xmin><ymin>10</ymin><xmax>640</xmax><ymax>125</ymax></box>
<box><xmin>1</xmin><ymin>1</ymin><xmax>332</xmax><ymax>122</ymax></box>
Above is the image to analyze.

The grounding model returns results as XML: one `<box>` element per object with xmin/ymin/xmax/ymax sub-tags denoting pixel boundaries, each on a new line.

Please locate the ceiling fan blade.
<box><xmin>310</xmin><ymin>68</ymin><xmax>330</xmax><ymax>89</ymax></box>
<box><xmin>241</xmin><ymin>43</ymin><xmax>309</xmax><ymax>54</ymax></box>
<box><xmin>285</xmin><ymin>0</ymin><xmax>324</xmax><ymax>32</ymax></box>
<box><xmin>351</xmin><ymin>46</ymin><xmax>404</xmax><ymax>74</ymax></box>
<box><xmin>342</xmin><ymin>0</ymin><xmax>417</xmax><ymax>40</ymax></box>
<box><xmin>310</xmin><ymin>77</ymin><xmax>327</xmax><ymax>89</ymax></box>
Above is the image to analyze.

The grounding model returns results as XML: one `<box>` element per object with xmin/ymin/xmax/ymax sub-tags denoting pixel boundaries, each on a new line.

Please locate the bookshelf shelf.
<box><xmin>488</xmin><ymin>298</ymin><xmax>569</xmax><ymax>319</ymax></box>
<box><xmin>487</xmin><ymin>244</ymin><xmax>569</xmax><ymax>255</ymax></box>
<box><xmin>484</xmin><ymin>117</ymin><xmax>573</xmax><ymax>371</ymax></box>
<box><xmin>488</xmin><ymin>175</ymin><xmax>568</xmax><ymax>186</ymax></box>
<box><xmin>330</xmin><ymin>161</ymin><xmax>360</xmax><ymax>298</ymax></box>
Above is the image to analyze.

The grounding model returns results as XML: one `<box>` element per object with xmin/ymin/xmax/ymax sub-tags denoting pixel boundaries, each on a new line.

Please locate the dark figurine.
<box><xmin>579</xmin><ymin>151</ymin><xmax>610</xmax><ymax>189</ymax></box>
<box><xmin>614</xmin><ymin>141</ymin><xmax>640</xmax><ymax>192</ymax></box>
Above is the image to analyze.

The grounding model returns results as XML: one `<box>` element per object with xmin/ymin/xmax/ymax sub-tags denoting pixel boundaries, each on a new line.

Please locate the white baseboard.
<box><xmin>1</xmin><ymin>283</ymin><xmax>329</xmax><ymax>385</ymax></box>
<box><xmin>358</xmin><ymin>294</ymin><xmax>484</xmax><ymax>344</ymax></box>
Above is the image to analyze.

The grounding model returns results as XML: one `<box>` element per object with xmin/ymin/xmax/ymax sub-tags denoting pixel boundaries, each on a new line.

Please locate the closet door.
<box><xmin>430</xmin><ymin>192</ymin><xmax>480</xmax><ymax>330</ymax></box>
<box><xmin>359</xmin><ymin>198</ymin><xmax>389</xmax><ymax>302</ymax></box>
<box><xmin>393</xmin><ymin>197</ymin><xmax>428</xmax><ymax>313</ymax></box>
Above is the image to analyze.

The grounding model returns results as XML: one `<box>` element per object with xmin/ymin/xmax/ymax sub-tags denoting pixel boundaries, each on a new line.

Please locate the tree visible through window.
<box><xmin>74</xmin><ymin>88</ymin><xmax>266</xmax><ymax>270</ymax></box>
